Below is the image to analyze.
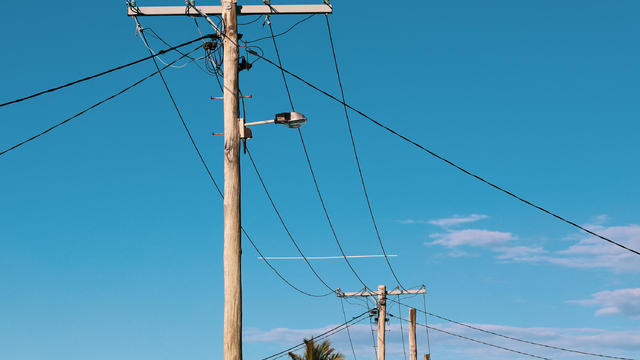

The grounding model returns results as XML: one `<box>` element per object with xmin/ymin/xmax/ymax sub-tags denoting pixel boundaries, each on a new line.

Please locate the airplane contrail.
<box><xmin>257</xmin><ymin>254</ymin><xmax>398</xmax><ymax>260</ymax></box>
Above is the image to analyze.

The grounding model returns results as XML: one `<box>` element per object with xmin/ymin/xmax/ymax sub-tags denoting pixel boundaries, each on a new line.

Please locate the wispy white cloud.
<box><xmin>246</xmin><ymin>322</ymin><xmax>640</xmax><ymax>359</ymax></box>
<box><xmin>426</xmin><ymin>213</ymin><xmax>640</xmax><ymax>273</ymax></box>
<box><xmin>428</xmin><ymin>214</ymin><xmax>489</xmax><ymax>227</ymax></box>
<box><xmin>569</xmin><ymin>288</ymin><xmax>640</xmax><ymax>318</ymax></box>
<box><xmin>398</xmin><ymin>214</ymin><xmax>489</xmax><ymax>227</ymax></box>
<box><xmin>428</xmin><ymin>229</ymin><xmax>515</xmax><ymax>247</ymax></box>
<box><xmin>494</xmin><ymin>245</ymin><xmax>547</xmax><ymax>260</ymax></box>
<box><xmin>397</xmin><ymin>219</ymin><xmax>427</xmax><ymax>224</ymax></box>
<box><xmin>503</xmin><ymin>224</ymin><xmax>640</xmax><ymax>273</ymax></box>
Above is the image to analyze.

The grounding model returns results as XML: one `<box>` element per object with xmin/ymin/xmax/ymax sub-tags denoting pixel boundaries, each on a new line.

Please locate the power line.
<box><xmin>265</xmin><ymin>18</ymin><xmax>371</xmax><ymax>290</ymax></box>
<box><xmin>422</xmin><ymin>292</ymin><xmax>432</xmax><ymax>356</ymax></box>
<box><xmin>246</xmin><ymin>48</ymin><xmax>640</xmax><ymax>257</ymax></box>
<box><xmin>366</xmin><ymin>296</ymin><xmax>379</xmax><ymax>359</ymax></box>
<box><xmin>238</xmin><ymin>15</ymin><xmax>262</xmax><ymax>26</ymax></box>
<box><xmin>261</xmin><ymin>309</ymin><xmax>372</xmax><ymax>360</ymax></box>
<box><xmin>388</xmin><ymin>313</ymin><xmax>551</xmax><ymax>360</ymax></box>
<box><xmin>0</xmin><ymin>46</ymin><xmax>200</xmax><ymax>158</ymax></box>
<box><xmin>246</xmin><ymin>147</ymin><xmax>337</xmax><ymax>293</ymax></box>
<box><xmin>397</xmin><ymin>295</ymin><xmax>408</xmax><ymax>360</ymax></box>
<box><xmin>0</xmin><ymin>35</ymin><xmax>214</xmax><ymax>109</ymax></box>
<box><xmin>244</xmin><ymin>13</ymin><xmax>316</xmax><ymax>44</ymax></box>
<box><xmin>324</xmin><ymin>14</ymin><xmax>406</xmax><ymax>289</ymax></box>
<box><xmin>389</xmin><ymin>298</ymin><xmax>635</xmax><ymax>360</ymax></box>
<box><xmin>340</xmin><ymin>297</ymin><xmax>358</xmax><ymax>360</ymax></box>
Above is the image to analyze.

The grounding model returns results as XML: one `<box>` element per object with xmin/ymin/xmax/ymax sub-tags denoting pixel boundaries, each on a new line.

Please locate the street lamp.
<box><xmin>214</xmin><ymin>112</ymin><xmax>308</xmax><ymax>140</ymax></box>
<box><xmin>245</xmin><ymin>112</ymin><xmax>308</xmax><ymax>128</ymax></box>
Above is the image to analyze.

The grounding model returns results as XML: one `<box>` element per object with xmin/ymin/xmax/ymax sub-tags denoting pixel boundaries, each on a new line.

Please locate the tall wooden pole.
<box><xmin>409</xmin><ymin>308</ymin><xmax>417</xmax><ymax>360</ymax></box>
<box><xmin>222</xmin><ymin>1</ymin><xmax>241</xmax><ymax>359</ymax></box>
<box><xmin>377</xmin><ymin>285</ymin><xmax>386</xmax><ymax>360</ymax></box>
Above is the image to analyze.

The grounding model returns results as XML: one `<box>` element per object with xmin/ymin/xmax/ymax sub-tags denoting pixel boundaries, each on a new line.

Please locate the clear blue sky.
<box><xmin>1</xmin><ymin>1</ymin><xmax>639</xmax><ymax>359</ymax></box>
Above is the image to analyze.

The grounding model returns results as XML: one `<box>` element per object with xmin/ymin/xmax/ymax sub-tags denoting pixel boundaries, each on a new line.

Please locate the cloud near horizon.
<box><xmin>246</xmin><ymin>321</ymin><xmax>640</xmax><ymax>360</ymax></box>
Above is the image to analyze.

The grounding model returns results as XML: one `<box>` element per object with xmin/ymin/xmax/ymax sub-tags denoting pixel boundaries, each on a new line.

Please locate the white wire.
<box><xmin>133</xmin><ymin>18</ymin><xmax>194</xmax><ymax>69</ymax></box>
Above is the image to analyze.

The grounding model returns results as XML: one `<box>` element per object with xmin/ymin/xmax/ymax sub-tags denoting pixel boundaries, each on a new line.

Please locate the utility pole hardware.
<box><xmin>337</xmin><ymin>285</ymin><xmax>426</xmax><ymax>360</ymax></box>
<box><xmin>127</xmin><ymin>2</ymin><xmax>332</xmax><ymax>360</ymax></box>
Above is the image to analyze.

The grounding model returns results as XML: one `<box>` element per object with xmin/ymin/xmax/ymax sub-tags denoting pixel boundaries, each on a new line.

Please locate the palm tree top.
<box><xmin>288</xmin><ymin>338</ymin><xmax>345</xmax><ymax>360</ymax></box>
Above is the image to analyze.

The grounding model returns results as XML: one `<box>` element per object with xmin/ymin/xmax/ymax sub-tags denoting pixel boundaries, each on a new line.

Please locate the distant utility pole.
<box><xmin>337</xmin><ymin>285</ymin><xmax>426</xmax><ymax>360</ymax></box>
<box><xmin>409</xmin><ymin>307</ymin><xmax>417</xmax><ymax>360</ymax></box>
<box><xmin>127</xmin><ymin>2</ymin><xmax>332</xmax><ymax>360</ymax></box>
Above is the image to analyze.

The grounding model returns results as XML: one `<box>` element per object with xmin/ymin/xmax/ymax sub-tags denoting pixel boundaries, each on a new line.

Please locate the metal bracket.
<box><xmin>238</xmin><ymin>118</ymin><xmax>252</xmax><ymax>139</ymax></box>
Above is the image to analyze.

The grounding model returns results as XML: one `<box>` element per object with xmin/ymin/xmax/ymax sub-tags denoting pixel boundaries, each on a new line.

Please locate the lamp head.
<box><xmin>274</xmin><ymin>112</ymin><xmax>308</xmax><ymax>128</ymax></box>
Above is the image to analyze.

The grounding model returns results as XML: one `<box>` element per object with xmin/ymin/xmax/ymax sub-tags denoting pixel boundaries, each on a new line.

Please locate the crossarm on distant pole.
<box><xmin>338</xmin><ymin>287</ymin><xmax>426</xmax><ymax>298</ymax></box>
<box><xmin>127</xmin><ymin>4</ymin><xmax>332</xmax><ymax>17</ymax></box>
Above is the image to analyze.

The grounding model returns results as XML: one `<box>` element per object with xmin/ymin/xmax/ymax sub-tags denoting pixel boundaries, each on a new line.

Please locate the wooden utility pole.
<box><xmin>127</xmin><ymin>3</ymin><xmax>332</xmax><ymax>360</ymax></box>
<box><xmin>221</xmin><ymin>1</ymin><xmax>241</xmax><ymax>359</ymax></box>
<box><xmin>409</xmin><ymin>308</ymin><xmax>417</xmax><ymax>360</ymax></box>
<box><xmin>377</xmin><ymin>285</ymin><xmax>387</xmax><ymax>360</ymax></box>
<box><xmin>337</xmin><ymin>285</ymin><xmax>426</xmax><ymax>360</ymax></box>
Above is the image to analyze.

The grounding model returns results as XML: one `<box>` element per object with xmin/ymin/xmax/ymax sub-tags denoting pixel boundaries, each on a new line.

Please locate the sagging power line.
<box><xmin>246</xmin><ymin>48</ymin><xmax>640</xmax><ymax>257</ymax></box>
<box><xmin>261</xmin><ymin>309</ymin><xmax>372</xmax><ymax>360</ymax></box>
<box><xmin>389</xmin><ymin>297</ymin><xmax>636</xmax><ymax>360</ymax></box>
<box><xmin>389</xmin><ymin>313</ymin><xmax>551</xmax><ymax>360</ymax></box>
<box><xmin>0</xmin><ymin>35</ymin><xmax>215</xmax><ymax>109</ymax></box>
<box><xmin>0</xmin><ymin>46</ymin><xmax>201</xmax><ymax>158</ymax></box>
<box><xmin>264</xmin><ymin>16</ymin><xmax>372</xmax><ymax>291</ymax></box>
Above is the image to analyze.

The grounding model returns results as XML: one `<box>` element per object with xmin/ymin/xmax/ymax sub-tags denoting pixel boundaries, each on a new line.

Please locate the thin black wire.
<box><xmin>246</xmin><ymin>49</ymin><xmax>640</xmax><ymax>257</ymax></box>
<box><xmin>366</xmin><ymin>296</ymin><xmax>379</xmax><ymax>359</ymax></box>
<box><xmin>141</xmin><ymin>27</ymin><xmax>199</xmax><ymax>62</ymax></box>
<box><xmin>324</xmin><ymin>14</ymin><xmax>406</xmax><ymax>289</ymax></box>
<box><xmin>244</xmin><ymin>14</ymin><xmax>315</xmax><ymax>44</ymax></box>
<box><xmin>245</xmin><ymin>147</ymin><xmax>336</xmax><ymax>293</ymax></box>
<box><xmin>261</xmin><ymin>309</ymin><xmax>372</xmax><ymax>360</ymax></box>
<box><xmin>266</xmin><ymin>19</ymin><xmax>371</xmax><ymax>290</ymax></box>
<box><xmin>270</xmin><ymin>317</ymin><xmax>369</xmax><ymax>360</ymax></box>
<box><xmin>138</xmin><ymin>22</ymin><xmax>331</xmax><ymax>300</ymax></box>
<box><xmin>390</xmin><ymin>298</ymin><xmax>635</xmax><ymax>360</ymax></box>
<box><xmin>340</xmin><ymin>297</ymin><xmax>358</xmax><ymax>360</ymax></box>
<box><xmin>0</xmin><ymin>35</ymin><xmax>214</xmax><ymax>109</ymax></box>
<box><xmin>0</xmin><ymin>47</ymin><xmax>198</xmax><ymax>158</ymax></box>
<box><xmin>397</xmin><ymin>294</ymin><xmax>408</xmax><ymax>360</ymax></box>
<box><xmin>266</xmin><ymin>21</ymin><xmax>295</xmax><ymax>110</ymax></box>
<box><xmin>388</xmin><ymin>313</ymin><xmax>551</xmax><ymax>360</ymax></box>
<box><xmin>139</xmin><ymin>26</ymin><xmax>213</xmax><ymax>77</ymax></box>
<box><xmin>422</xmin><ymin>292</ymin><xmax>432</xmax><ymax>356</ymax></box>
<box><xmin>239</xmin><ymin>14</ymin><xmax>262</xmax><ymax>25</ymax></box>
